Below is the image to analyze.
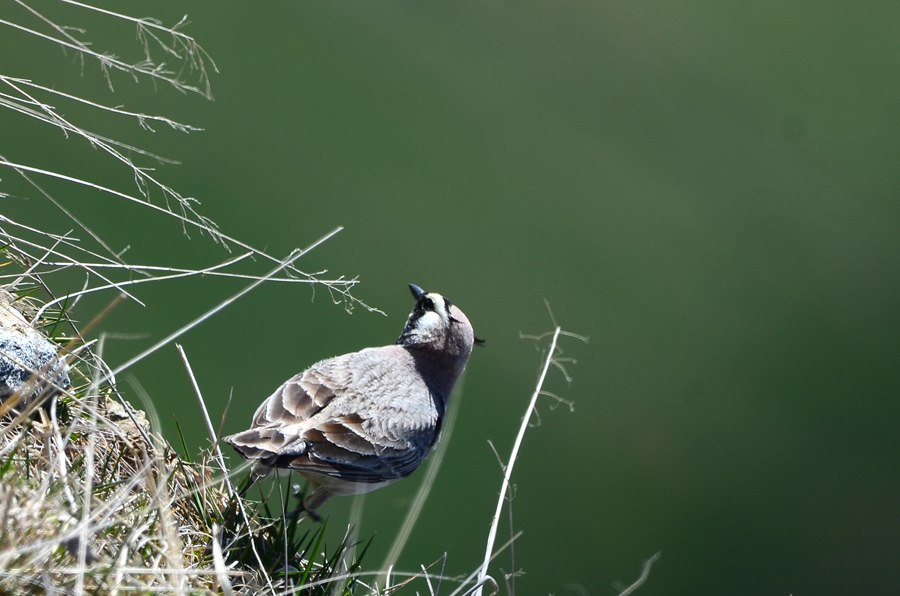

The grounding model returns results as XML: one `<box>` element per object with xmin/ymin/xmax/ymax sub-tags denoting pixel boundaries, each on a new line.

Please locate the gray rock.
<box><xmin>0</xmin><ymin>291</ymin><xmax>70</xmax><ymax>410</ymax></box>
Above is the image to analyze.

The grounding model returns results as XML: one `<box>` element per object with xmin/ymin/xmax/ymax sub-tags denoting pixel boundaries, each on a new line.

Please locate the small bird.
<box><xmin>223</xmin><ymin>284</ymin><xmax>480</xmax><ymax>514</ymax></box>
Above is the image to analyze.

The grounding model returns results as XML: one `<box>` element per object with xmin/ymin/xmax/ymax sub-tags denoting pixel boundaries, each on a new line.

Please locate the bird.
<box><xmin>223</xmin><ymin>283</ymin><xmax>481</xmax><ymax>514</ymax></box>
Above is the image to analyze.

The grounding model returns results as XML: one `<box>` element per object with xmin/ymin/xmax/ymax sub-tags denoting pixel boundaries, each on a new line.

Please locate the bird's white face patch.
<box><xmin>424</xmin><ymin>292</ymin><xmax>449</xmax><ymax>320</ymax></box>
<box><xmin>416</xmin><ymin>310</ymin><xmax>441</xmax><ymax>330</ymax></box>
<box><xmin>413</xmin><ymin>293</ymin><xmax>448</xmax><ymax>333</ymax></box>
<box><xmin>397</xmin><ymin>291</ymin><xmax>454</xmax><ymax>347</ymax></box>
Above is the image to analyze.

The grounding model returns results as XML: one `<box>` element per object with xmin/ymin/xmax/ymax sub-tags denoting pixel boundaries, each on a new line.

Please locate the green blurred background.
<box><xmin>2</xmin><ymin>1</ymin><xmax>899</xmax><ymax>593</ymax></box>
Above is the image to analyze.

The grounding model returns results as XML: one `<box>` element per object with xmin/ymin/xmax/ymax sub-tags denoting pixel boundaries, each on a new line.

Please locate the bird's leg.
<box><xmin>236</xmin><ymin>474</ymin><xmax>257</xmax><ymax>498</ymax></box>
<box><xmin>285</xmin><ymin>505</ymin><xmax>322</xmax><ymax>522</ymax></box>
<box><xmin>287</xmin><ymin>483</ymin><xmax>323</xmax><ymax>522</ymax></box>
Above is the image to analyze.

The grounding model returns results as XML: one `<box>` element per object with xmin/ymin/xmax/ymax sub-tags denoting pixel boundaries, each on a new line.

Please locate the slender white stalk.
<box><xmin>29</xmin><ymin>256</ymin><xmax>355</xmax><ymax>321</ymax></box>
<box><xmin>210</xmin><ymin>524</ymin><xmax>235</xmax><ymax>596</ymax></box>
<box><xmin>0</xmin><ymin>158</ymin><xmax>217</xmax><ymax>248</ymax></box>
<box><xmin>0</xmin><ymin>213</ymin><xmax>136</xmax><ymax>272</ymax></box>
<box><xmin>107</xmin><ymin>227</ymin><xmax>341</xmax><ymax>380</ymax></box>
<box><xmin>445</xmin><ymin>531</ymin><xmax>523</xmax><ymax>596</ymax></box>
<box><xmin>30</xmin><ymin>251</ymin><xmax>254</xmax><ymax>321</ymax></box>
<box><xmin>340</xmin><ymin>493</ymin><xmax>366</xmax><ymax>589</ymax></box>
<box><xmin>176</xmin><ymin>344</ymin><xmax>234</xmax><ymax>497</ymax></box>
<box><xmin>0</xmin><ymin>12</ymin><xmax>210</xmax><ymax>96</ymax></box>
<box><xmin>3</xmin><ymin>155</ymin><xmax>134</xmax><ymax>271</ymax></box>
<box><xmin>473</xmin><ymin>326</ymin><xmax>561</xmax><ymax>596</ymax></box>
<box><xmin>617</xmin><ymin>552</ymin><xmax>660</xmax><ymax>596</ymax></box>
<box><xmin>74</xmin><ymin>365</ymin><xmax>98</xmax><ymax>596</ymax></box>
<box><xmin>0</xmin><ymin>224</ymin><xmax>143</xmax><ymax>309</ymax></box>
<box><xmin>2</xmin><ymin>77</ymin><xmax>203</xmax><ymax>131</ymax></box>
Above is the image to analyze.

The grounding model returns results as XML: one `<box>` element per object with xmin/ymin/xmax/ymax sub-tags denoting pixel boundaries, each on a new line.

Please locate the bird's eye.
<box><xmin>422</xmin><ymin>297</ymin><xmax>434</xmax><ymax>310</ymax></box>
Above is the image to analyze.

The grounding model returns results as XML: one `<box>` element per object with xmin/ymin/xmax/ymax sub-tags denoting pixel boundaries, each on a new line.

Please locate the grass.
<box><xmin>0</xmin><ymin>270</ymin><xmax>596</xmax><ymax>594</ymax></box>
<box><xmin>0</xmin><ymin>245</ymin><xmax>652</xmax><ymax>596</ymax></box>
<box><xmin>0</xmin><ymin>250</ymin><xmax>596</xmax><ymax>595</ymax></box>
<box><xmin>0</xmin><ymin>279</ymin><xmax>373</xmax><ymax>594</ymax></box>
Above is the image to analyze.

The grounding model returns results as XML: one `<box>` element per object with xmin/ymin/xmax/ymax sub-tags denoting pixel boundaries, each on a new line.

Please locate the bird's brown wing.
<box><xmin>269</xmin><ymin>419</ymin><xmax>429</xmax><ymax>483</ymax></box>
<box><xmin>247</xmin><ymin>367</ymin><xmax>338</xmax><ymax>428</ymax></box>
<box><xmin>224</xmin><ymin>362</ymin><xmax>433</xmax><ymax>483</ymax></box>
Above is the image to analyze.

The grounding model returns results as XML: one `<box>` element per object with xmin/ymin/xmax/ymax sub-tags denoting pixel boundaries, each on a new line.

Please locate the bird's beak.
<box><xmin>409</xmin><ymin>284</ymin><xmax>425</xmax><ymax>299</ymax></box>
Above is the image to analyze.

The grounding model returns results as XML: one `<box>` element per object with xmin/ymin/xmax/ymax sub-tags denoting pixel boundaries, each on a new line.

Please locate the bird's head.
<box><xmin>397</xmin><ymin>284</ymin><xmax>482</xmax><ymax>359</ymax></box>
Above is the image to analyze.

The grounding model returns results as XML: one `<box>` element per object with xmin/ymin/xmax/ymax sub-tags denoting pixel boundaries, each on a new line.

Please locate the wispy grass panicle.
<box><xmin>1</xmin><ymin>2</ymin><xmax>378</xmax><ymax>317</ymax></box>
